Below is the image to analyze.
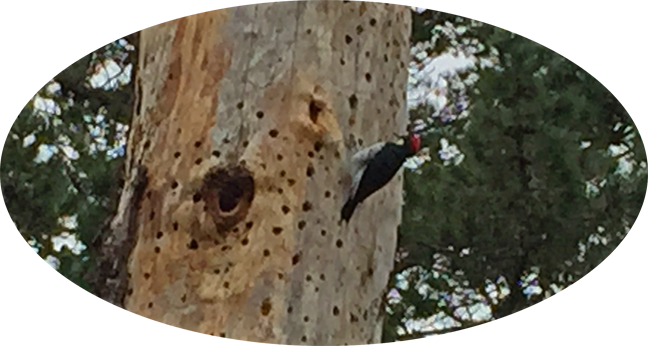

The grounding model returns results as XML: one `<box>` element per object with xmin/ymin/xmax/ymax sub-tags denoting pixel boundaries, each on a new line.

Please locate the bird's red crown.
<box><xmin>409</xmin><ymin>133</ymin><xmax>422</xmax><ymax>153</ymax></box>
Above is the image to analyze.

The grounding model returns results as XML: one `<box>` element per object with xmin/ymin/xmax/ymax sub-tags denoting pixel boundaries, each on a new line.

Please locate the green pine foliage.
<box><xmin>384</xmin><ymin>10</ymin><xmax>646</xmax><ymax>340</ymax></box>
<box><xmin>1</xmin><ymin>36</ymin><xmax>137</xmax><ymax>290</ymax></box>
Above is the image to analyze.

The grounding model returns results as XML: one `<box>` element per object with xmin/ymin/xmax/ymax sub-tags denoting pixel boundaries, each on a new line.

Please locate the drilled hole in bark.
<box><xmin>127</xmin><ymin>288</ymin><xmax>133</xmax><ymax>296</ymax></box>
<box><xmin>308</xmin><ymin>151</ymin><xmax>315</xmax><ymax>158</ymax></box>
<box><xmin>301</xmin><ymin>336</ymin><xmax>307</xmax><ymax>342</ymax></box>
<box><xmin>278</xmin><ymin>273</ymin><xmax>284</xmax><ymax>280</ymax></box>
<box><xmin>345</xmin><ymin>35</ymin><xmax>353</xmax><ymax>44</ymax></box>
<box><xmin>223</xmin><ymin>282</ymin><xmax>229</xmax><ymax>289</ymax></box>
<box><xmin>292</xmin><ymin>254</ymin><xmax>300</xmax><ymax>265</ymax></box>
<box><xmin>154</xmin><ymin>246</ymin><xmax>160</xmax><ymax>254</ymax></box>
<box><xmin>303</xmin><ymin>316</ymin><xmax>309</xmax><ymax>322</ymax></box>
<box><xmin>214</xmin><ymin>269</ymin><xmax>220</xmax><ymax>274</ymax></box>
<box><xmin>365</xmin><ymin>73</ymin><xmax>372</xmax><ymax>82</ymax></box>
<box><xmin>365</xmin><ymin>51</ymin><xmax>370</xmax><ymax>58</ymax></box>
<box><xmin>287</xmin><ymin>306</ymin><xmax>293</xmax><ymax>313</ymax></box>
<box><xmin>245</xmin><ymin>221</ymin><xmax>254</xmax><ymax>229</ymax></box>
<box><xmin>324</xmin><ymin>191</ymin><xmax>331</xmax><ymax>198</ymax></box>
<box><xmin>278</xmin><ymin>188</ymin><xmax>283</xmax><ymax>194</ymax></box>
<box><xmin>148</xmin><ymin>302</ymin><xmax>153</xmax><ymax>308</ymax></box>
<box><xmin>287</xmin><ymin>179</ymin><xmax>296</xmax><ymax>186</ymax></box>
<box><xmin>336</xmin><ymin>239</ymin><xmax>343</xmax><ymax>248</ymax></box>
<box><xmin>282</xmin><ymin>205</ymin><xmax>290</xmax><ymax>214</ymax></box>
<box><xmin>348</xmin><ymin>94</ymin><xmax>358</xmax><ymax>109</ymax></box>
<box><xmin>221</xmin><ymin>245</ymin><xmax>231</xmax><ymax>252</ymax></box>
<box><xmin>194</xmin><ymin>141</ymin><xmax>202</xmax><ymax>148</ymax></box>
<box><xmin>219</xmin><ymin>333</ymin><xmax>226</xmax><ymax>337</ymax></box>
<box><xmin>156</xmin><ymin>231</ymin><xmax>163</xmax><ymax>239</ymax></box>
<box><xmin>174</xmin><ymin>152</ymin><xmax>181</xmax><ymax>158</ymax></box>
<box><xmin>298</xmin><ymin>220</ymin><xmax>306</xmax><ymax>230</ymax></box>
<box><xmin>370</xmin><ymin>18</ymin><xmax>377</xmax><ymax>26</ymax></box>
<box><xmin>333</xmin><ymin>306</ymin><xmax>340</xmax><ymax>316</ymax></box>
<box><xmin>280</xmin><ymin>170</ymin><xmax>286</xmax><ymax>177</ymax></box>
<box><xmin>212</xmin><ymin>150</ymin><xmax>221</xmax><ymax>158</ymax></box>
<box><xmin>171</xmin><ymin>181</ymin><xmax>178</xmax><ymax>189</ymax></box>
<box><xmin>144</xmin><ymin>273</ymin><xmax>150</xmax><ymax>280</ymax></box>
<box><xmin>272</xmin><ymin>227</ymin><xmax>283</xmax><ymax>235</ymax></box>
<box><xmin>236</xmin><ymin>101</ymin><xmax>244</xmax><ymax>109</ymax></box>
<box><xmin>306</xmin><ymin>165</ymin><xmax>315</xmax><ymax>177</ymax></box>
<box><xmin>264</xmin><ymin>249</ymin><xmax>271</xmax><ymax>257</ymax></box>
<box><xmin>350</xmin><ymin>313</ymin><xmax>359</xmax><ymax>323</ymax></box>
<box><xmin>193</xmin><ymin>193</ymin><xmax>202</xmax><ymax>203</ymax></box>
<box><xmin>149</xmin><ymin>211</ymin><xmax>155</xmax><ymax>220</ymax></box>
<box><xmin>269</xmin><ymin>129</ymin><xmax>279</xmax><ymax>137</ymax></box>
<box><xmin>320</xmin><ymin>274</ymin><xmax>326</xmax><ymax>281</ymax></box>
<box><xmin>302</xmin><ymin>201</ymin><xmax>312</xmax><ymax>212</ymax></box>
<box><xmin>256</xmin><ymin>111</ymin><xmax>264</xmax><ymax>119</ymax></box>
<box><xmin>242</xmin><ymin>140</ymin><xmax>249</xmax><ymax>148</ymax></box>
<box><xmin>181</xmin><ymin>294</ymin><xmax>187</xmax><ymax>303</ymax></box>
<box><xmin>241</xmin><ymin>238</ymin><xmax>249</xmax><ymax>246</ymax></box>
<box><xmin>321</xmin><ymin>230</ymin><xmax>326</xmax><ymax>236</ymax></box>
<box><xmin>306</xmin><ymin>274</ymin><xmax>312</xmax><ymax>281</ymax></box>
<box><xmin>143</xmin><ymin>140</ymin><xmax>151</xmax><ymax>149</ymax></box>
<box><xmin>188</xmin><ymin>239</ymin><xmax>198</xmax><ymax>250</ymax></box>
<box><xmin>260</xmin><ymin>298</ymin><xmax>272</xmax><ymax>316</ymax></box>
<box><xmin>309</xmin><ymin>100</ymin><xmax>323</xmax><ymax>123</ymax></box>
<box><xmin>306</xmin><ymin>28</ymin><xmax>312</xmax><ymax>35</ymax></box>
<box><xmin>195</xmin><ymin>158</ymin><xmax>203</xmax><ymax>165</ymax></box>
<box><xmin>340</xmin><ymin>58</ymin><xmax>345</xmax><ymax>65</ymax></box>
<box><xmin>277</xmin><ymin>154</ymin><xmax>283</xmax><ymax>161</ymax></box>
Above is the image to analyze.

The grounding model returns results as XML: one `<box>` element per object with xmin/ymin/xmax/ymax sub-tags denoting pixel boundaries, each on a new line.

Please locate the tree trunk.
<box><xmin>114</xmin><ymin>2</ymin><xmax>410</xmax><ymax>344</ymax></box>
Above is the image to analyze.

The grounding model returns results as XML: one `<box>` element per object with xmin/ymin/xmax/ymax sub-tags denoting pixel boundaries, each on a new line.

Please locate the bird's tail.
<box><xmin>341</xmin><ymin>198</ymin><xmax>358</xmax><ymax>222</ymax></box>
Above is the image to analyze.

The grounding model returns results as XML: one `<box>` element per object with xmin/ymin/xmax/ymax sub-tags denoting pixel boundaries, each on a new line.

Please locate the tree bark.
<box><xmin>113</xmin><ymin>2</ymin><xmax>410</xmax><ymax>344</ymax></box>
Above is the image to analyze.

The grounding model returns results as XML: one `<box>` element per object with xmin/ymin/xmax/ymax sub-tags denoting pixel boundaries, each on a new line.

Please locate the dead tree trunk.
<box><xmin>111</xmin><ymin>2</ymin><xmax>410</xmax><ymax>344</ymax></box>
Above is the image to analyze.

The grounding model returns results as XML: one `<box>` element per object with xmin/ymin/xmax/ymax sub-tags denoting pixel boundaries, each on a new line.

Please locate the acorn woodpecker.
<box><xmin>341</xmin><ymin>133</ymin><xmax>422</xmax><ymax>222</ymax></box>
